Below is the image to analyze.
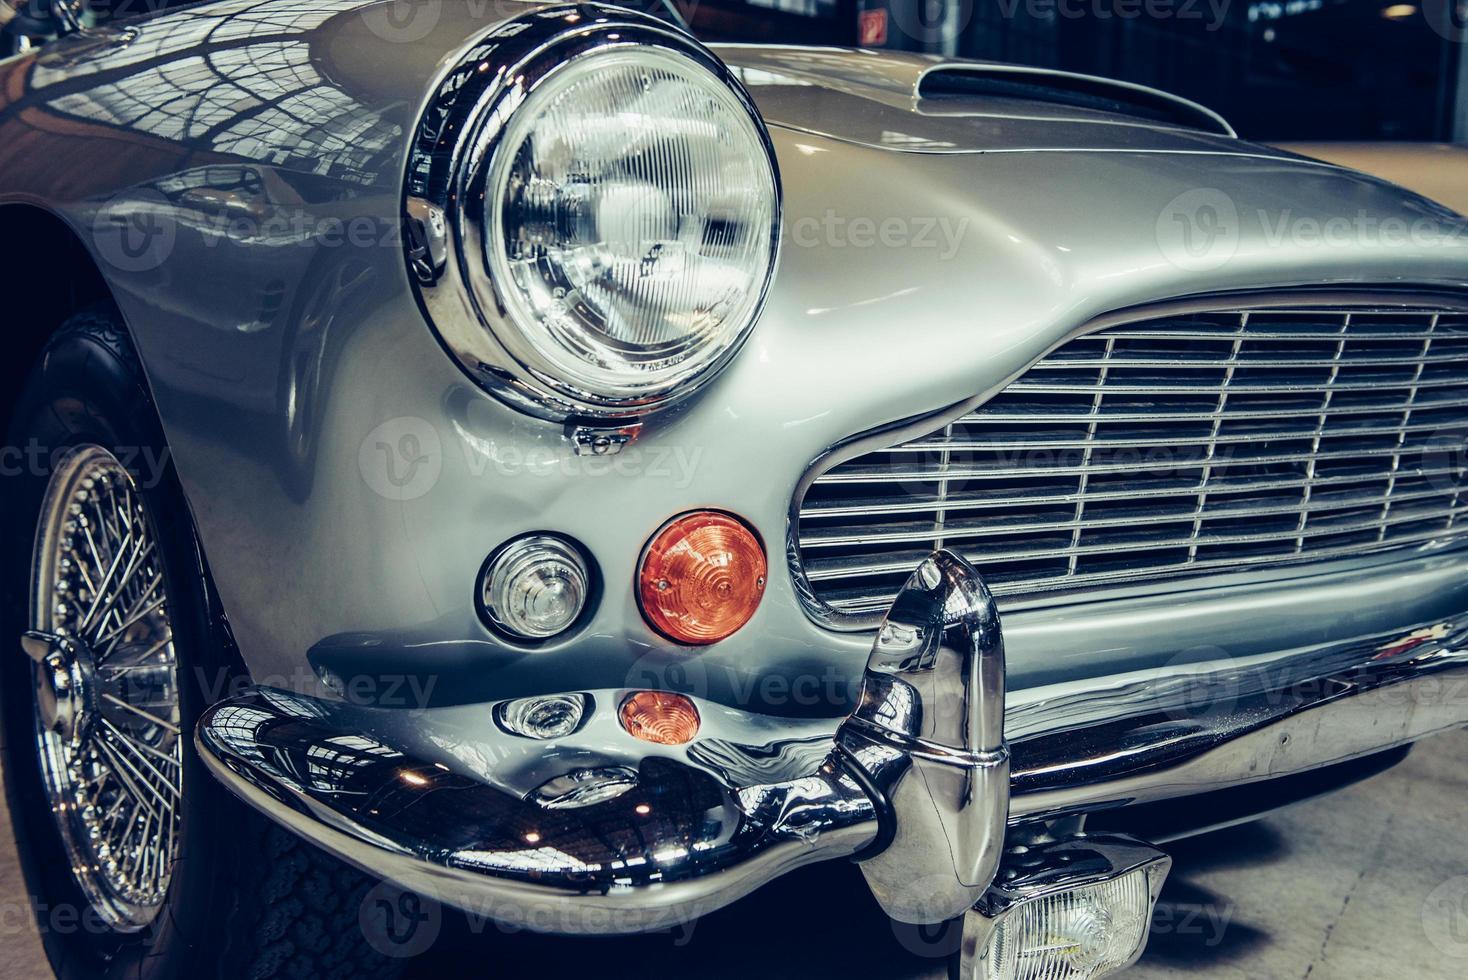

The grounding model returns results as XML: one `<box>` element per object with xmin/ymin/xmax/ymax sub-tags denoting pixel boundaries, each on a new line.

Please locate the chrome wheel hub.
<box><xmin>27</xmin><ymin>633</ymin><xmax>97</xmax><ymax>741</ymax></box>
<box><xmin>27</xmin><ymin>446</ymin><xmax>182</xmax><ymax>932</ymax></box>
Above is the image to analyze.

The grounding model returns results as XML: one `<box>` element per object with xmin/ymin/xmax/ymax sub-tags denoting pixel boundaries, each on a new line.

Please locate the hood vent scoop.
<box><xmin>917</xmin><ymin>64</ymin><xmax>1234</xmax><ymax>137</ymax></box>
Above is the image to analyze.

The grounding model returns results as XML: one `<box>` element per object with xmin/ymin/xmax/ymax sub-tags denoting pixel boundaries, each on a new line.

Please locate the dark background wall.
<box><xmin>678</xmin><ymin>0</ymin><xmax>1461</xmax><ymax>142</ymax></box>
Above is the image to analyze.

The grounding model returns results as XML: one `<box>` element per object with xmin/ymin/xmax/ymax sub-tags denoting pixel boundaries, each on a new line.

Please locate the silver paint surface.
<box><xmin>1</xmin><ymin>0</ymin><xmax>1467</xmax><ymax>714</ymax></box>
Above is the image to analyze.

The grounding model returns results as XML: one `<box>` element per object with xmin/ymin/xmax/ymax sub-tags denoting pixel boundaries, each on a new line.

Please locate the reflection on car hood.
<box><xmin>714</xmin><ymin>45</ymin><xmax>1271</xmax><ymax>157</ymax></box>
<box><xmin>1278</xmin><ymin>143</ymin><xmax>1468</xmax><ymax>216</ymax></box>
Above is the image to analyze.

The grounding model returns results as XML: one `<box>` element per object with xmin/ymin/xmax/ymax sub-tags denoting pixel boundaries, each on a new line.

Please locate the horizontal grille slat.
<box><xmin>1039</xmin><ymin>352</ymin><xmax>1468</xmax><ymax>369</ymax></box>
<box><xmin>818</xmin><ymin>444</ymin><xmax>1446</xmax><ymax>483</ymax></box>
<box><xmin>814</xmin><ymin>525</ymin><xmax>1468</xmax><ymax>614</ymax></box>
<box><xmin>964</xmin><ymin>394</ymin><xmax>1468</xmax><ymax>424</ymax></box>
<box><xmin>1009</xmin><ymin>376</ymin><xmax>1468</xmax><ymax>395</ymax></box>
<box><xmin>799</xmin><ymin>466</ymin><xmax>1467</xmax><ymax>519</ymax></box>
<box><xmin>794</xmin><ymin>304</ymin><xmax>1468</xmax><ymax>614</ymax></box>
<box><xmin>803</xmin><ymin>502</ymin><xmax>1468</xmax><ymax>580</ymax></box>
<box><xmin>1092</xmin><ymin>328</ymin><xmax>1468</xmax><ymax>341</ymax></box>
<box><xmin>896</xmin><ymin>418</ymin><xmax>1464</xmax><ymax>452</ymax></box>
<box><xmin>800</xmin><ymin>486</ymin><xmax>1461</xmax><ymax>549</ymax></box>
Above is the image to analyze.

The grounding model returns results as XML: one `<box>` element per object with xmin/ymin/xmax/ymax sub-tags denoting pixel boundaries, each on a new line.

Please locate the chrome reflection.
<box><xmin>834</xmin><ymin>550</ymin><xmax>1009</xmax><ymax>925</ymax></box>
<box><xmin>196</xmin><ymin>553</ymin><xmax>1468</xmax><ymax>934</ymax></box>
<box><xmin>30</xmin><ymin>0</ymin><xmax>401</xmax><ymax>186</ymax></box>
<box><xmin>199</xmin><ymin>687</ymin><xmax>877</xmax><ymax>930</ymax></box>
<box><xmin>530</xmin><ymin>767</ymin><xmax>638</xmax><ymax>810</ymax></box>
<box><xmin>29</xmin><ymin>445</ymin><xmax>182</xmax><ymax>932</ymax></box>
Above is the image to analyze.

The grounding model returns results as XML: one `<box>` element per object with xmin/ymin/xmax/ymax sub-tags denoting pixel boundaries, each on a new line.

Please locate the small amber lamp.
<box><xmin>637</xmin><ymin>512</ymin><xmax>766</xmax><ymax>645</ymax></box>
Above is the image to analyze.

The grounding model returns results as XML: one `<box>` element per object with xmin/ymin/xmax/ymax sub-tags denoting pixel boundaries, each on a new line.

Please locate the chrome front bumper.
<box><xmin>197</xmin><ymin>551</ymin><xmax>1468</xmax><ymax>936</ymax></box>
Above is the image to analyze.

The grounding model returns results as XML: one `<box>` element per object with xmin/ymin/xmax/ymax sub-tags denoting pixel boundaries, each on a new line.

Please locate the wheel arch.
<box><xmin>0</xmin><ymin>203</ymin><xmax>248</xmax><ymax>679</ymax></box>
<box><xmin>0</xmin><ymin>202</ymin><xmax>118</xmax><ymax>436</ymax></box>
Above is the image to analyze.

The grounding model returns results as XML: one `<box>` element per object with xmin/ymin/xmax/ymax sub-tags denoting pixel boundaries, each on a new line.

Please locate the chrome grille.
<box><xmin>796</xmin><ymin>306</ymin><xmax>1468</xmax><ymax>616</ymax></box>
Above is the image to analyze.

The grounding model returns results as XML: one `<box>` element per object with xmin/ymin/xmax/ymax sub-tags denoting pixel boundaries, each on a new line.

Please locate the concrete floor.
<box><xmin>3</xmin><ymin>730</ymin><xmax>1467</xmax><ymax>979</ymax></box>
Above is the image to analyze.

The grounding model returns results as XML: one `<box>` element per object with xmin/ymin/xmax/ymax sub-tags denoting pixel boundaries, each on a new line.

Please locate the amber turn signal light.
<box><xmin>637</xmin><ymin>511</ymin><xmax>766</xmax><ymax>645</ymax></box>
<box><xmin>619</xmin><ymin>691</ymin><xmax>701</xmax><ymax>745</ymax></box>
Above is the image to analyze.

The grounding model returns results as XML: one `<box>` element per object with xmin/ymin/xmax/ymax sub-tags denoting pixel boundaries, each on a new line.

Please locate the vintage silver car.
<box><xmin>3</xmin><ymin>2</ymin><xmax>1467</xmax><ymax>979</ymax></box>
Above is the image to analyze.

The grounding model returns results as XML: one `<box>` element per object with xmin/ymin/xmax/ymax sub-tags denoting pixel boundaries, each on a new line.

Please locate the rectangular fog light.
<box><xmin>960</xmin><ymin>835</ymin><xmax>1171</xmax><ymax>980</ymax></box>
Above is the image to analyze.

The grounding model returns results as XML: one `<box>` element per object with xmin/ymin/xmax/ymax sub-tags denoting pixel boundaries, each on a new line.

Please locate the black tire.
<box><xmin>0</xmin><ymin>304</ymin><xmax>409</xmax><ymax>980</ymax></box>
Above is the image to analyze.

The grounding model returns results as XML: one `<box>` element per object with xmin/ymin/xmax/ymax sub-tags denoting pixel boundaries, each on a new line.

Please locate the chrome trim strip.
<box><xmin>788</xmin><ymin>287</ymin><xmax>1468</xmax><ymax>632</ymax></box>
<box><xmin>1010</xmin><ymin>648</ymin><xmax>1468</xmax><ymax>821</ymax></box>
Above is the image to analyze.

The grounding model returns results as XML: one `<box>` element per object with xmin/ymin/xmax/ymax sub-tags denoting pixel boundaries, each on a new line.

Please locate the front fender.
<box><xmin>3</xmin><ymin>1</ymin><xmax>1468</xmax><ymax>711</ymax></box>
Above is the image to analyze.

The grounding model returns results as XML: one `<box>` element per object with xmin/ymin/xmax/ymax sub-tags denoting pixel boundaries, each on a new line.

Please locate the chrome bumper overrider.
<box><xmin>197</xmin><ymin>550</ymin><xmax>1468</xmax><ymax>943</ymax></box>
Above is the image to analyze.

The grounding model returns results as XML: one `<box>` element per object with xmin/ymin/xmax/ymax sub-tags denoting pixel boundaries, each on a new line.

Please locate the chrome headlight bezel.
<box><xmin>405</xmin><ymin>8</ymin><xmax>782</xmax><ymax>422</ymax></box>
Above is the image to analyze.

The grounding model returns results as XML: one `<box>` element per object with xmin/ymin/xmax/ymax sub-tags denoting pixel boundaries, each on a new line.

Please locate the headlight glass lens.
<box><xmin>486</xmin><ymin>46</ymin><xmax>777</xmax><ymax>404</ymax></box>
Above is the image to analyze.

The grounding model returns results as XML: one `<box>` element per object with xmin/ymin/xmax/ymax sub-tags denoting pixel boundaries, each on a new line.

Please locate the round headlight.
<box><xmin>484</xmin><ymin>46</ymin><xmax>778</xmax><ymax>407</ymax></box>
<box><xmin>406</xmin><ymin>14</ymin><xmax>781</xmax><ymax>420</ymax></box>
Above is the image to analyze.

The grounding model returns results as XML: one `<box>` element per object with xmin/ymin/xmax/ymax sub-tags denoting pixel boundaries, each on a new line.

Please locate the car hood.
<box><xmin>1278</xmin><ymin>143</ymin><xmax>1468</xmax><ymax>216</ymax></box>
<box><xmin>715</xmin><ymin>45</ymin><xmax>1267</xmax><ymax>157</ymax></box>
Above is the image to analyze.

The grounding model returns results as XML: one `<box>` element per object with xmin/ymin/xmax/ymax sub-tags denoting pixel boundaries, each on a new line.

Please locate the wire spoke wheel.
<box><xmin>26</xmin><ymin>444</ymin><xmax>181</xmax><ymax>932</ymax></box>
